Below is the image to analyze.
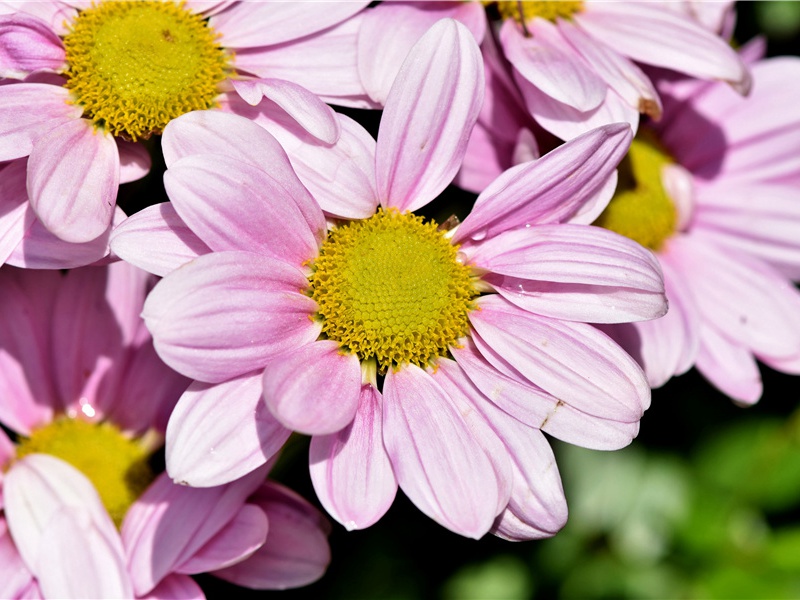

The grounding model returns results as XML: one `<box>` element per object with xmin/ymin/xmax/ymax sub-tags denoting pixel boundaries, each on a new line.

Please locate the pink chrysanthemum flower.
<box><xmin>352</xmin><ymin>1</ymin><xmax>749</xmax><ymax>142</ymax></box>
<box><xmin>0</xmin><ymin>0</ymin><xmax>370</xmax><ymax>243</ymax></box>
<box><xmin>595</xmin><ymin>49</ymin><xmax>800</xmax><ymax>405</ymax></box>
<box><xmin>116</xmin><ymin>20</ymin><xmax>666</xmax><ymax>539</ymax></box>
<box><xmin>0</xmin><ymin>262</ymin><xmax>331</xmax><ymax>598</ymax></box>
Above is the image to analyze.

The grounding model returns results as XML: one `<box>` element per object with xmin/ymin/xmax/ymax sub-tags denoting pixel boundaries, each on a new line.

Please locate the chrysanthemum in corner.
<box><xmin>116</xmin><ymin>20</ymin><xmax>667</xmax><ymax>540</ymax></box>
<box><xmin>0</xmin><ymin>262</ymin><xmax>331</xmax><ymax>598</ymax></box>
<box><xmin>0</xmin><ymin>0</ymin><xmax>370</xmax><ymax>243</ymax></box>
<box><xmin>596</xmin><ymin>48</ymin><xmax>800</xmax><ymax>405</ymax></box>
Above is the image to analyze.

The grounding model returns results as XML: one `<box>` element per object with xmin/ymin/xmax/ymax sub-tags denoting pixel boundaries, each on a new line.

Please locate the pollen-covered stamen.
<box><xmin>497</xmin><ymin>1</ymin><xmax>584</xmax><ymax>25</ymax></box>
<box><xmin>594</xmin><ymin>133</ymin><xmax>678</xmax><ymax>252</ymax></box>
<box><xmin>63</xmin><ymin>0</ymin><xmax>231</xmax><ymax>141</ymax></box>
<box><xmin>16</xmin><ymin>418</ymin><xmax>155</xmax><ymax>528</ymax></box>
<box><xmin>309</xmin><ymin>210</ymin><xmax>478</xmax><ymax>374</ymax></box>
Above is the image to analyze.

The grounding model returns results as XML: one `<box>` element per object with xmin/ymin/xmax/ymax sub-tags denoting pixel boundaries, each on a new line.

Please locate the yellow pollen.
<box><xmin>63</xmin><ymin>0</ymin><xmax>232</xmax><ymax>141</ymax></box>
<box><xmin>309</xmin><ymin>210</ymin><xmax>478</xmax><ymax>373</ymax></box>
<box><xmin>496</xmin><ymin>1</ymin><xmax>584</xmax><ymax>25</ymax></box>
<box><xmin>594</xmin><ymin>133</ymin><xmax>678</xmax><ymax>252</ymax></box>
<box><xmin>16</xmin><ymin>418</ymin><xmax>155</xmax><ymax>528</ymax></box>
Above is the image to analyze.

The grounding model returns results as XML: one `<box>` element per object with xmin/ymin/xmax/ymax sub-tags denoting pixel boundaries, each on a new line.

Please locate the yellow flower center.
<box><xmin>16</xmin><ymin>418</ymin><xmax>155</xmax><ymax>528</ymax></box>
<box><xmin>309</xmin><ymin>210</ymin><xmax>477</xmax><ymax>373</ymax></box>
<box><xmin>496</xmin><ymin>1</ymin><xmax>584</xmax><ymax>24</ymax></box>
<box><xmin>63</xmin><ymin>0</ymin><xmax>232</xmax><ymax>141</ymax></box>
<box><xmin>594</xmin><ymin>133</ymin><xmax>678</xmax><ymax>252</ymax></box>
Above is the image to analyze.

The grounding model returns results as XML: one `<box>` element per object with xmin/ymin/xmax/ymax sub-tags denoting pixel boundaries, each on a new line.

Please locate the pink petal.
<box><xmin>249</xmin><ymin>109</ymin><xmax>379</xmax><ymax>219</ymax></box>
<box><xmin>0</xmin><ymin>517</ymin><xmax>35</xmax><ymax>599</ymax></box>
<box><xmin>357</xmin><ymin>1</ymin><xmax>486</xmax><ymax>105</ymax></box>
<box><xmin>669</xmin><ymin>235</ymin><xmax>800</xmax><ymax>361</ymax></box>
<box><xmin>557</xmin><ymin>20</ymin><xmax>661</xmax><ymax>118</ymax></box>
<box><xmin>176</xmin><ymin>503</ymin><xmax>268</xmax><ymax>573</ymax></box>
<box><xmin>211</xmin><ymin>0</ymin><xmax>369</xmax><ymax>48</ymax></box>
<box><xmin>0</xmin><ymin>83</ymin><xmax>79</xmax><ymax>161</ymax></box>
<box><xmin>469</xmin><ymin>295</ymin><xmax>650</xmax><ymax>422</ymax></box>
<box><xmin>212</xmin><ymin>481</ymin><xmax>331</xmax><ymax>590</ymax></box>
<box><xmin>0</xmin><ymin>13</ymin><xmax>65</xmax><ymax>78</ymax></box>
<box><xmin>382</xmin><ymin>364</ymin><xmax>503</xmax><ymax>539</ymax></box>
<box><xmin>500</xmin><ymin>19</ymin><xmax>605</xmax><ymax>111</ymax></box>
<box><xmin>166</xmin><ymin>374</ymin><xmax>291</xmax><ymax>487</ymax></box>
<box><xmin>231</xmin><ymin>77</ymin><xmax>340</xmax><ymax>144</ymax></box>
<box><xmin>576</xmin><ymin>3</ymin><xmax>749</xmax><ymax>91</ymax></box>
<box><xmin>452</xmin><ymin>337</ymin><xmax>640</xmax><ymax>450</ymax></box>
<box><xmin>165</xmin><ymin>153</ymin><xmax>324</xmax><ymax>263</ymax></box>
<box><xmin>376</xmin><ymin>18</ymin><xmax>483</xmax><ymax>212</ymax></box>
<box><xmin>116</xmin><ymin>139</ymin><xmax>151</xmax><ymax>184</ymax></box>
<box><xmin>436</xmin><ymin>361</ymin><xmax>566</xmax><ymax>540</ymax></box>
<box><xmin>110</xmin><ymin>202</ymin><xmax>210</xmax><ymax>277</ymax></box>
<box><xmin>142</xmin><ymin>250</ymin><xmax>320</xmax><ymax>383</ymax></box>
<box><xmin>35</xmin><ymin>505</ymin><xmax>134</xmax><ymax>599</ymax></box>
<box><xmin>262</xmin><ymin>340</ymin><xmax>362</xmax><ymax>435</ymax></box>
<box><xmin>143</xmin><ymin>574</ymin><xmax>204</xmax><ymax>600</ymax></box>
<box><xmin>454</xmin><ymin>123</ymin><xmax>632</xmax><ymax>243</ymax></box>
<box><xmin>28</xmin><ymin>117</ymin><xmax>119</xmax><ymax>243</ymax></box>
<box><xmin>0</xmin><ymin>2</ymin><xmax>78</xmax><ymax>36</ymax></box>
<box><xmin>0</xmin><ymin>157</ymin><xmax>35</xmax><ymax>264</ymax></box>
<box><xmin>0</xmin><ymin>271</ymin><xmax>56</xmax><ymax>434</ymax></box>
<box><xmin>470</xmin><ymin>224</ymin><xmax>665</xmax><ymax>323</ymax></box>
<box><xmin>309</xmin><ymin>383</ymin><xmax>398</xmax><ymax>530</ymax></box>
<box><xmin>696</xmin><ymin>324</ymin><xmax>762</xmax><ymax>405</ymax></box>
<box><xmin>232</xmin><ymin>14</ymin><xmax>373</xmax><ymax>108</ymax></box>
<box><xmin>122</xmin><ymin>466</ymin><xmax>268</xmax><ymax>597</ymax></box>
<box><xmin>4</xmin><ymin>455</ymin><xmax>131</xmax><ymax>598</ymax></box>
<box><xmin>515</xmin><ymin>73</ymin><xmax>640</xmax><ymax>141</ymax></box>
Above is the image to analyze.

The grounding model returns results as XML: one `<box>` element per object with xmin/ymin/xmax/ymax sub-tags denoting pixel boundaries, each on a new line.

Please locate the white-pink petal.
<box><xmin>143</xmin><ymin>250</ymin><xmax>320</xmax><ymax>383</ymax></box>
<box><xmin>165</xmin><ymin>153</ymin><xmax>324</xmax><ymax>263</ymax></box>
<box><xmin>262</xmin><ymin>340</ymin><xmax>361</xmax><ymax>435</ymax></box>
<box><xmin>309</xmin><ymin>383</ymin><xmax>398</xmax><ymax>530</ymax></box>
<box><xmin>376</xmin><ymin>18</ymin><xmax>483</xmax><ymax>212</ymax></box>
<box><xmin>696</xmin><ymin>324</ymin><xmax>762</xmax><ymax>405</ymax></box>
<box><xmin>110</xmin><ymin>202</ymin><xmax>210</xmax><ymax>277</ymax></box>
<box><xmin>0</xmin><ymin>13</ymin><xmax>65</xmax><ymax>78</ymax></box>
<box><xmin>382</xmin><ymin>364</ymin><xmax>503</xmax><ymax>539</ymax></box>
<box><xmin>455</xmin><ymin>123</ymin><xmax>632</xmax><ymax>243</ymax></box>
<box><xmin>469</xmin><ymin>295</ymin><xmax>650</xmax><ymax>422</ymax></box>
<box><xmin>28</xmin><ymin>117</ymin><xmax>119</xmax><ymax>243</ymax></box>
<box><xmin>211</xmin><ymin>0</ymin><xmax>369</xmax><ymax>48</ymax></box>
<box><xmin>0</xmin><ymin>83</ymin><xmax>80</xmax><ymax>161</ymax></box>
<box><xmin>143</xmin><ymin>574</ymin><xmax>204</xmax><ymax>600</ymax></box>
<box><xmin>166</xmin><ymin>374</ymin><xmax>291</xmax><ymax>487</ymax></box>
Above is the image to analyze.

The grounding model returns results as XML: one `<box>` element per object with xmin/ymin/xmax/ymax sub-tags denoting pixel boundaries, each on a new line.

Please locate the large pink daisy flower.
<box><xmin>116</xmin><ymin>20</ymin><xmax>666</xmax><ymax>539</ymax></box>
<box><xmin>0</xmin><ymin>0</ymin><xmax>370</xmax><ymax>243</ymax></box>
<box><xmin>0</xmin><ymin>262</ymin><xmax>330</xmax><ymax>597</ymax></box>
<box><xmin>351</xmin><ymin>1</ymin><xmax>749</xmax><ymax>143</ymax></box>
<box><xmin>596</xmin><ymin>49</ymin><xmax>800</xmax><ymax>404</ymax></box>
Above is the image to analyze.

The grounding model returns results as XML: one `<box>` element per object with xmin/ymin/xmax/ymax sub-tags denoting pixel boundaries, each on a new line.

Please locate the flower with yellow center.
<box><xmin>136</xmin><ymin>21</ymin><xmax>666</xmax><ymax>540</ymax></box>
<box><xmin>0</xmin><ymin>262</ymin><xmax>332</xmax><ymax>597</ymax></box>
<box><xmin>0</xmin><ymin>0</ymin><xmax>368</xmax><ymax>245</ymax></box>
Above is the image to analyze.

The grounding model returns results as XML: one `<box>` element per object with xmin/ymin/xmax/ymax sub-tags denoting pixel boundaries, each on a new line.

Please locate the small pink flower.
<box><xmin>598</xmin><ymin>49</ymin><xmax>800</xmax><ymax>405</ymax></box>
<box><xmin>117</xmin><ymin>20</ymin><xmax>666</xmax><ymax>539</ymax></box>
<box><xmin>0</xmin><ymin>262</ymin><xmax>330</xmax><ymax>597</ymax></box>
<box><xmin>0</xmin><ymin>0</ymin><xmax>371</xmax><ymax>243</ymax></box>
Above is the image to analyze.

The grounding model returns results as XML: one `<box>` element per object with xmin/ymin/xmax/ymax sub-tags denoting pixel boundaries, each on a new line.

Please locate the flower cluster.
<box><xmin>0</xmin><ymin>1</ymin><xmax>797</xmax><ymax>597</ymax></box>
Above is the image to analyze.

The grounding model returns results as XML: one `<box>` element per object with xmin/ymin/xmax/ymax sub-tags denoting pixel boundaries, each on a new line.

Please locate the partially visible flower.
<box><xmin>596</xmin><ymin>51</ymin><xmax>800</xmax><ymax>405</ymax></box>
<box><xmin>0</xmin><ymin>262</ymin><xmax>330</xmax><ymax>598</ymax></box>
<box><xmin>115</xmin><ymin>20</ymin><xmax>665</xmax><ymax>540</ymax></box>
<box><xmin>0</xmin><ymin>0</ymin><xmax>370</xmax><ymax>243</ymax></box>
<box><xmin>353</xmin><ymin>1</ymin><xmax>748</xmax><ymax>142</ymax></box>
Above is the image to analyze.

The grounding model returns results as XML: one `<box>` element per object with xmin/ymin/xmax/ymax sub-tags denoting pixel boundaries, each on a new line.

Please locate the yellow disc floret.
<box><xmin>594</xmin><ymin>133</ymin><xmax>678</xmax><ymax>252</ymax></box>
<box><xmin>496</xmin><ymin>1</ymin><xmax>584</xmax><ymax>25</ymax></box>
<box><xmin>309</xmin><ymin>210</ymin><xmax>477</xmax><ymax>373</ymax></box>
<box><xmin>16</xmin><ymin>418</ymin><xmax>155</xmax><ymax>528</ymax></box>
<box><xmin>63</xmin><ymin>0</ymin><xmax>231</xmax><ymax>141</ymax></box>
